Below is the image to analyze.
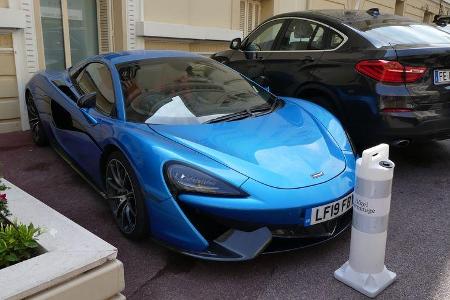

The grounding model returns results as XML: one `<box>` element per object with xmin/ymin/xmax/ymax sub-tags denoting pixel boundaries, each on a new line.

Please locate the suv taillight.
<box><xmin>355</xmin><ymin>60</ymin><xmax>427</xmax><ymax>83</ymax></box>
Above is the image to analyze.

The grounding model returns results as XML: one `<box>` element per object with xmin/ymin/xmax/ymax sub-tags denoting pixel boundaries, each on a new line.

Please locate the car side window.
<box><xmin>244</xmin><ymin>20</ymin><xmax>284</xmax><ymax>51</ymax></box>
<box><xmin>76</xmin><ymin>62</ymin><xmax>115</xmax><ymax>116</ymax></box>
<box><xmin>330</xmin><ymin>31</ymin><xmax>344</xmax><ymax>49</ymax></box>
<box><xmin>278</xmin><ymin>19</ymin><xmax>327</xmax><ymax>51</ymax></box>
<box><xmin>310</xmin><ymin>26</ymin><xmax>325</xmax><ymax>50</ymax></box>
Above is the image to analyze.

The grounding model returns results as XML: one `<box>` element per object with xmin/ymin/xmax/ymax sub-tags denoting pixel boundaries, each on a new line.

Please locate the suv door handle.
<box><xmin>302</xmin><ymin>56</ymin><xmax>314</xmax><ymax>62</ymax></box>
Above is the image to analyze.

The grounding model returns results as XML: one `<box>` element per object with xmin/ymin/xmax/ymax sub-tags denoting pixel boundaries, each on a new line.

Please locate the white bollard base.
<box><xmin>334</xmin><ymin>261</ymin><xmax>396</xmax><ymax>298</ymax></box>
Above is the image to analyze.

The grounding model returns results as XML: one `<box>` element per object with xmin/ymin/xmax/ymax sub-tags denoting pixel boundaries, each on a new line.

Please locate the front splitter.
<box><xmin>172</xmin><ymin>213</ymin><xmax>352</xmax><ymax>261</ymax></box>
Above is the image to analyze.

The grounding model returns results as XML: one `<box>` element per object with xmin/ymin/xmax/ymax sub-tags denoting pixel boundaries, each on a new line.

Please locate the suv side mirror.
<box><xmin>77</xmin><ymin>92</ymin><xmax>96</xmax><ymax>109</ymax></box>
<box><xmin>230</xmin><ymin>38</ymin><xmax>242</xmax><ymax>50</ymax></box>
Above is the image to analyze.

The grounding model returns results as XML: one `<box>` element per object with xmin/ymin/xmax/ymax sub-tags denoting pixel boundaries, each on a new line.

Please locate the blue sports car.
<box><xmin>25</xmin><ymin>50</ymin><xmax>356</xmax><ymax>260</ymax></box>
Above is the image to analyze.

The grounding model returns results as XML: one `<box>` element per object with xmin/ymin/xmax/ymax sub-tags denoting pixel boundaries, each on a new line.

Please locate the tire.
<box><xmin>25</xmin><ymin>92</ymin><xmax>48</xmax><ymax>146</ymax></box>
<box><xmin>105</xmin><ymin>151</ymin><xmax>149</xmax><ymax>240</ymax></box>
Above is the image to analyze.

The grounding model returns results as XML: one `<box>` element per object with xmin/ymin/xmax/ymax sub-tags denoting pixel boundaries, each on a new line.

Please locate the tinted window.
<box><xmin>117</xmin><ymin>57</ymin><xmax>276</xmax><ymax>125</ymax></box>
<box><xmin>330</xmin><ymin>32</ymin><xmax>344</xmax><ymax>48</ymax></box>
<box><xmin>76</xmin><ymin>63</ymin><xmax>115</xmax><ymax>115</ymax></box>
<box><xmin>245</xmin><ymin>20</ymin><xmax>284</xmax><ymax>51</ymax></box>
<box><xmin>278</xmin><ymin>19</ymin><xmax>327</xmax><ymax>50</ymax></box>
<box><xmin>351</xmin><ymin>17</ymin><xmax>450</xmax><ymax>45</ymax></box>
<box><xmin>310</xmin><ymin>26</ymin><xmax>325</xmax><ymax>50</ymax></box>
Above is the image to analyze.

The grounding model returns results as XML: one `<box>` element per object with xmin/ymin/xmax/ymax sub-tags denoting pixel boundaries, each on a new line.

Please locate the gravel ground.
<box><xmin>0</xmin><ymin>131</ymin><xmax>449</xmax><ymax>300</ymax></box>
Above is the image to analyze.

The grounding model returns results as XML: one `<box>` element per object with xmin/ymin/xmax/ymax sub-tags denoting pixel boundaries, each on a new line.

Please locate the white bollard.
<box><xmin>334</xmin><ymin>144</ymin><xmax>396</xmax><ymax>298</ymax></box>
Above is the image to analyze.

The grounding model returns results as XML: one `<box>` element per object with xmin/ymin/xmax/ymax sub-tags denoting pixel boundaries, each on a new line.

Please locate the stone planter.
<box><xmin>0</xmin><ymin>179</ymin><xmax>125</xmax><ymax>300</ymax></box>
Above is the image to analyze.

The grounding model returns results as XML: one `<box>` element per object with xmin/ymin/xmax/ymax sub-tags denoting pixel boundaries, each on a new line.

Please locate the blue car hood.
<box><xmin>150</xmin><ymin>101</ymin><xmax>346</xmax><ymax>189</ymax></box>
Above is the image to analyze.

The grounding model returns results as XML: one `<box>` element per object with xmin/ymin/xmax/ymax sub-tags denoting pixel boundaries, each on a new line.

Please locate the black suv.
<box><xmin>212</xmin><ymin>9</ymin><xmax>450</xmax><ymax>148</ymax></box>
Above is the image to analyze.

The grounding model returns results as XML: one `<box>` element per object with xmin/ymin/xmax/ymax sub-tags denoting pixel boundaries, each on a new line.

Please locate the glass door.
<box><xmin>40</xmin><ymin>0</ymin><xmax>66</xmax><ymax>70</ymax></box>
<box><xmin>40</xmin><ymin>0</ymin><xmax>100</xmax><ymax>70</ymax></box>
<box><xmin>67</xmin><ymin>0</ymin><xmax>99</xmax><ymax>66</ymax></box>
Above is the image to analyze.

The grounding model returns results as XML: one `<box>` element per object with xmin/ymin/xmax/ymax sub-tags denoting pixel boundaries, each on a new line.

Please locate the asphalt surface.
<box><xmin>0</xmin><ymin>131</ymin><xmax>449</xmax><ymax>299</ymax></box>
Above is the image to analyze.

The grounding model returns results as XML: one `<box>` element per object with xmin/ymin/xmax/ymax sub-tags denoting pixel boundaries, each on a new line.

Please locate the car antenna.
<box><xmin>366</xmin><ymin>8</ymin><xmax>380</xmax><ymax>17</ymax></box>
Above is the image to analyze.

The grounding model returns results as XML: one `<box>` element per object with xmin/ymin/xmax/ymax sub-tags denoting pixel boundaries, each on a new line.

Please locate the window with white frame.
<box><xmin>240</xmin><ymin>0</ymin><xmax>261</xmax><ymax>37</ymax></box>
<box><xmin>39</xmin><ymin>0</ymin><xmax>112</xmax><ymax>70</ymax></box>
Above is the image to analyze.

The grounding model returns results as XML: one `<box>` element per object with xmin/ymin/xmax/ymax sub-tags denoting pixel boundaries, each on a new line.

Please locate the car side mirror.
<box><xmin>230</xmin><ymin>38</ymin><xmax>242</xmax><ymax>50</ymax></box>
<box><xmin>77</xmin><ymin>92</ymin><xmax>96</xmax><ymax>109</ymax></box>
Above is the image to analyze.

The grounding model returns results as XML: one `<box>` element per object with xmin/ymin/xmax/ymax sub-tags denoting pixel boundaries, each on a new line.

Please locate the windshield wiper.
<box><xmin>250</xmin><ymin>100</ymin><xmax>276</xmax><ymax>114</ymax></box>
<box><xmin>205</xmin><ymin>97</ymin><xmax>280</xmax><ymax>124</ymax></box>
<box><xmin>249</xmin><ymin>97</ymin><xmax>280</xmax><ymax>115</ymax></box>
<box><xmin>205</xmin><ymin>110</ymin><xmax>252</xmax><ymax>124</ymax></box>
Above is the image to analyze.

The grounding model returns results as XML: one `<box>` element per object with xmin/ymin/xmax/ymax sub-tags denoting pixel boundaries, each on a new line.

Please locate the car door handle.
<box><xmin>302</xmin><ymin>56</ymin><xmax>314</xmax><ymax>62</ymax></box>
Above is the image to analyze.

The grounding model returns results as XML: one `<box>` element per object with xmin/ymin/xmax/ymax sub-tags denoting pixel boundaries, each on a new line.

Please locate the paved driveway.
<box><xmin>0</xmin><ymin>131</ymin><xmax>449</xmax><ymax>299</ymax></box>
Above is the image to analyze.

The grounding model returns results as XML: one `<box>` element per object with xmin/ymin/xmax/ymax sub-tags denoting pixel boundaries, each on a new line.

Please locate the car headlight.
<box><xmin>165</xmin><ymin>163</ymin><xmax>248</xmax><ymax>197</ymax></box>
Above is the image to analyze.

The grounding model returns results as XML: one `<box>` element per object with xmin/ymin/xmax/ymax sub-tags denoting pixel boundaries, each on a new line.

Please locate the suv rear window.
<box><xmin>349</xmin><ymin>16</ymin><xmax>450</xmax><ymax>45</ymax></box>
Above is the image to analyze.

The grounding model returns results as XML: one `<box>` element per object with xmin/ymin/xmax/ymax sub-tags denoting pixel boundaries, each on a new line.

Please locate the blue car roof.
<box><xmin>99</xmin><ymin>50</ymin><xmax>203</xmax><ymax>65</ymax></box>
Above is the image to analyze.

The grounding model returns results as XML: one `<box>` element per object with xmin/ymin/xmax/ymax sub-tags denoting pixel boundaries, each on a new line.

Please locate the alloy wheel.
<box><xmin>106</xmin><ymin>159</ymin><xmax>138</xmax><ymax>234</ymax></box>
<box><xmin>25</xmin><ymin>94</ymin><xmax>41</xmax><ymax>142</ymax></box>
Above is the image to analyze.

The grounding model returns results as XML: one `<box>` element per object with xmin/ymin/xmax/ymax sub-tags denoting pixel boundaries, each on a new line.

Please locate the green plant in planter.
<box><xmin>0</xmin><ymin>182</ymin><xmax>11</xmax><ymax>219</ymax></box>
<box><xmin>0</xmin><ymin>179</ymin><xmax>43</xmax><ymax>268</ymax></box>
<box><xmin>0</xmin><ymin>222</ymin><xmax>42</xmax><ymax>268</ymax></box>
<box><xmin>0</xmin><ymin>182</ymin><xmax>8</xmax><ymax>191</ymax></box>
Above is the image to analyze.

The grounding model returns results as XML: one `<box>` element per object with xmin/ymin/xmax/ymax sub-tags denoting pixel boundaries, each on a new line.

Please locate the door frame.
<box><xmin>4</xmin><ymin>0</ymin><xmax>43</xmax><ymax>132</ymax></box>
<box><xmin>0</xmin><ymin>28</ymin><xmax>28</xmax><ymax>131</ymax></box>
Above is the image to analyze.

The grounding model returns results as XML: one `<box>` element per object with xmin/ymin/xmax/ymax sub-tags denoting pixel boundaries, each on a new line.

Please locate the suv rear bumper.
<box><xmin>375</xmin><ymin>110</ymin><xmax>450</xmax><ymax>143</ymax></box>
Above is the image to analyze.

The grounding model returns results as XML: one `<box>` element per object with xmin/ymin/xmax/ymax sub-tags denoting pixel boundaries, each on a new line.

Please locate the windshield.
<box><xmin>116</xmin><ymin>57</ymin><xmax>275</xmax><ymax>125</ymax></box>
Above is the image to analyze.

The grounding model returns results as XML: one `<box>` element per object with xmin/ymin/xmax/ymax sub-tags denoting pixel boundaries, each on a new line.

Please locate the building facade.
<box><xmin>0</xmin><ymin>0</ymin><xmax>449</xmax><ymax>133</ymax></box>
<box><xmin>138</xmin><ymin>0</ymin><xmax>450</xmax><ymax>53</ymax></box>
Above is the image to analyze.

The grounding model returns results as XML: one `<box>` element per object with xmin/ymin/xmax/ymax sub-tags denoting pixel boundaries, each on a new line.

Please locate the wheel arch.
<box><xmin>99</xmin><ymin>143</ymin><xmax>134</xmax><ymax>190</ymax></box>
<box><xmin>295</xmin><ymin>83</ymin><xmax>346</xmax><ymax>122</ymax></box>
<box><xmin>99</xmin><ymin>141</ymin><xmax>151</xmax><ymax>198</ymax></box>
<box><xmin>100</xmin><ymin>144</ymin><xmax>122</xmax><ymax>173</ymax></box>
